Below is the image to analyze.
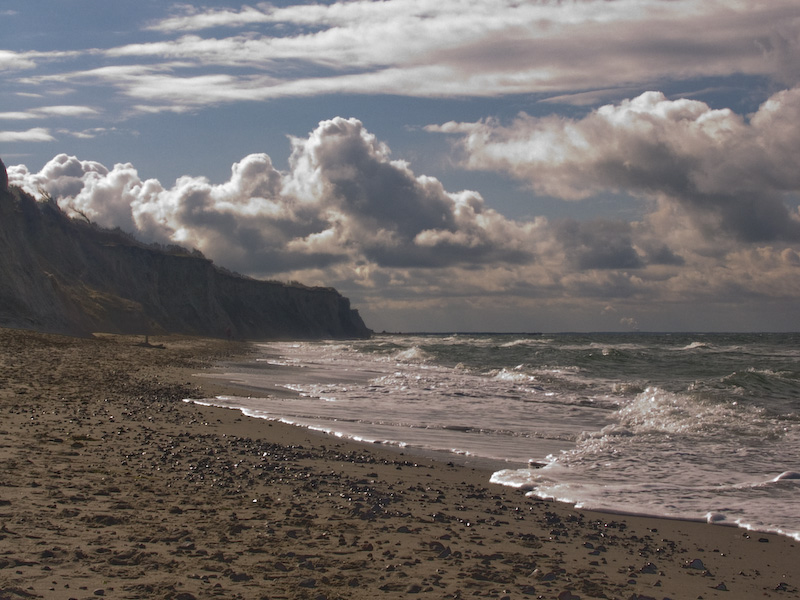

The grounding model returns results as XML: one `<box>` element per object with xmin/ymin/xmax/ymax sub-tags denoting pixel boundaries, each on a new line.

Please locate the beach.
<box><xmin>1</xmin><ymin>328</ymin><xmax>797</xmax><ymax>600</ymax></box>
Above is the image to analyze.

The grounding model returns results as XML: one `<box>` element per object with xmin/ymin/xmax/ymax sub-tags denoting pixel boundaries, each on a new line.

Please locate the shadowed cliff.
<box><xmin>0</xmin><ymin>176</ymin><xmax>371</xmax><ymax>340</ymax></box>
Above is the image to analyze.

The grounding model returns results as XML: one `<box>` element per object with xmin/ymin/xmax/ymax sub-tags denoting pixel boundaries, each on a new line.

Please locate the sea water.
<box><xmin>196</xmin><ymin>333</ymin><xmax>800</xmax><ymax>540</ymax></box>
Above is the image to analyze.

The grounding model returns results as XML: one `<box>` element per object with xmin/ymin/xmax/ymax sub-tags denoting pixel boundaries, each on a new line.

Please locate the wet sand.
<box><xmin>0</xmin><ymin>327</ymin><xmax>797</xmax><ymax>600</ymax></box>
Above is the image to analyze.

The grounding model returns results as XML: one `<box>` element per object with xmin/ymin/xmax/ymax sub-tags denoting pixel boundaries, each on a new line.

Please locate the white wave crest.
<box><xmin>773</xmin><ymin>471</ymin><xmax>800</xmax><ymax>482</ymax></box>
<box><xmin>391</xmin><ymin>346</ymin><xmax>432</xmax><ymax>363</ymax></box>
<box><xmin>500</xmin><ymin>338</ymin><xmax>552</xmax><ymax>348</ymax></box>
<box><xmin>681</xmin><ymin>341</ymin><xmax>712</xmax><ymax>350</ymax></box>
<box><xmin>490</xmin><ymin>367</ymin><xmax>534</xmax><ymax>384</ymax></box>
<box><xmin>490</xmin><ymin>468</ymin><xmax>539</xmax><ymax>490</ymax></box>
<box><xmin>614</xmin><ymin>387</ymin><xmax>768</xmax><ymax>437</ymax></box>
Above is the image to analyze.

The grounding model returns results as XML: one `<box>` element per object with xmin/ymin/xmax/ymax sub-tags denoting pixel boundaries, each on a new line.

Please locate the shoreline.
<box><xmin>185</xmin><ymin>395</ymin><xmax>531</xmax><ymax>474</ymax></box>
<box><xmin>1</xmin><ymin>328</ymin><xmax>798</xmax><ymax>599</ymax></box>
<box><xmin>187</xmin><ymin>395</ymin><xmax>800</xmax><ymax>543</ymax></box>
<box><xmin>191</xmin><ymin>347</ymin><xmax>800</xmax><ymax>542</ymax></box>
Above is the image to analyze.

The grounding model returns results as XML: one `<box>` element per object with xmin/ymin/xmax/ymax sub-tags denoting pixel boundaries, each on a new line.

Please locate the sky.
<box><xmin>2</xmin><ymin>0</ymin><xmax>800</xmax><ymax>333</ymax></box>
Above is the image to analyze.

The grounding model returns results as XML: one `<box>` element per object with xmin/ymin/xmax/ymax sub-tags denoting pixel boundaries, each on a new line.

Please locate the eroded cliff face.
<box><xmin>0</xmin><ymin>185</ymin><xmax>371</xmax><ymax>339</ymax></box>
<box><xmin>0</xmin><ymin>158</ymin><xmax>7</xmax><ymax>192</ymax></box>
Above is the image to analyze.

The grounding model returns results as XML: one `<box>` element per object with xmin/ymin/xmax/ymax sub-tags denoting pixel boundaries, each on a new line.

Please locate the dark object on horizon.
<box><xmin>0</xmin><ymin>183</ymin><xmax>371</xmax><ymax>340</ymax></box>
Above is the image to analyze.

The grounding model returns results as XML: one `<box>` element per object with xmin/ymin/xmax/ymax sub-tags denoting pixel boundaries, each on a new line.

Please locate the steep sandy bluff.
<box><xmin>0</xmin><ymin>157</ymin><xmax>7</xmax><ymax>192</ymax></box>
<box><xmin>0</xmin><ymin>178</ymin><xmax>371</xmax><ymax>340</ymax></box>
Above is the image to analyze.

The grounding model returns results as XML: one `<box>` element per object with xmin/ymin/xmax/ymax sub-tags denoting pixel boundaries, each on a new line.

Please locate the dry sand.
<box><xmin>0</xmin><ymin>327</ymin><xmax>797</xmax><ymax>600</ymax></box>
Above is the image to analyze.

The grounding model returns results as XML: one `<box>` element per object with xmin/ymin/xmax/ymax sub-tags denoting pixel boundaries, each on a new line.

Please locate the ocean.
<box><xmin>195</xmin><ymin>332</ymin><xmax>800</xmax><ymax>540</ymax></box>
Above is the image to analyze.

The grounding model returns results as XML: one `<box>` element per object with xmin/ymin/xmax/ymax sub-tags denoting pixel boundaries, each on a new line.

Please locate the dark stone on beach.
<box><xmin>82</xmin><ymin>514</ymin><xmax>124</xmax><ymax>527</ymax></box>
<box><xmin>640</xmin><ymin>562</ymin><xmax>658</xmax><ymax>574</ymax></box>
<box><xmin>685</xmin><ymin>558</ymin><xmax>705</xmax><ymax>570</ymax></box>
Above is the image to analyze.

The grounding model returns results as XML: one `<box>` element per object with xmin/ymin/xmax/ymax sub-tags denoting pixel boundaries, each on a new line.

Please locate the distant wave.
<box><xmin>720</xmin><ymin>368</ymin><xmax>800</xmax><ymax>400</ymax></box>
<box><xmin>681</xmin><ymin>341</ymin><xmax>712</xmax><ymax>350</ymax></box>
<box><xmin>500</xmin><ymin>338</ymin><xmax>552</xmax><ymax>348</ymax></box>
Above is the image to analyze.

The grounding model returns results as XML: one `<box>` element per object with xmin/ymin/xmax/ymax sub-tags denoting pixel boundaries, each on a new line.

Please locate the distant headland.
<box><xmin>0</xmin><ymin>157</ymin><xmax>371</xmax><ymax>340</ymax></box>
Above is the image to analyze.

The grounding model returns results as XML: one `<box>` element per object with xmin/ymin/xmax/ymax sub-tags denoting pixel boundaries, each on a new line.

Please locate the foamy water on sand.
<box><xmin>199</xmin><ymin>332</ymin><xmax>800</xmax><ymax>539</ymax></box>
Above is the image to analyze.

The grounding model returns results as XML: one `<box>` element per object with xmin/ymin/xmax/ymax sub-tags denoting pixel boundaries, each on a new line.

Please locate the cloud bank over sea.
<box><xmin>9</xmin><ymin>87</ymin><xmax>800</xmax><ymax>332</ymax></box>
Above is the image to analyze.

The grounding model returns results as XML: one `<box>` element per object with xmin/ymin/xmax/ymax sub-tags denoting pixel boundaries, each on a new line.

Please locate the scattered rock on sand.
<box><xmin>0</xmin><ymin>328</ymin><xmax>798</xmax><ymax>600</ymax></box>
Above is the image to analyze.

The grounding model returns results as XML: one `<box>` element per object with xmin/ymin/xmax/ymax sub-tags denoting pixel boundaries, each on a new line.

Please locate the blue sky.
<box><xmin>2</xmin><ymin>0</ymin><xmax>800</xmax><ymax>332</ymax></box>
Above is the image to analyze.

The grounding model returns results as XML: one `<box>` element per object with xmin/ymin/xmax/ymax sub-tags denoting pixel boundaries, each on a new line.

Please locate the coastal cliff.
<box><xmin>0</xmin><ymin>175</ymin><xmax>371</xmax><ymax>339</ymax></box>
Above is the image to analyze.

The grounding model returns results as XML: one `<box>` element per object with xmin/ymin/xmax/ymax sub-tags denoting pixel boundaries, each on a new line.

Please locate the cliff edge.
<box><xmin>0</xmin><ymin>176</ymin><xmax>371</xmax><ymax>340</ymax></box>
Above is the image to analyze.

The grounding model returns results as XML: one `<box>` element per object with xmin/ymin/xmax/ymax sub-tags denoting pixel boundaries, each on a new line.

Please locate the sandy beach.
<box><xmin>1</xmin><ymin>328</ymin><xmax>798</xmax><ymax>600</ymax></box>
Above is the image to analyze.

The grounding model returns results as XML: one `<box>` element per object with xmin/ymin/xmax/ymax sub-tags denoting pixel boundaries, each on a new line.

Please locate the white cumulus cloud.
<box><xmin>430</xmin><ymin>87</ymin><xmax>800</xmax><ymax>243</ymax></box>
<box><xmin>9</xmin><ymin>118</ymin><xmax>538</xmax><ymax>275</ymax></box>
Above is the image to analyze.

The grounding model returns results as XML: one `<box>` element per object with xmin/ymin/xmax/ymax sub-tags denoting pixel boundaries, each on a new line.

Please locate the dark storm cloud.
<box><xmin>556</xmin><ymin>219</ymin><xmax>644</xmax><ymax>271</ymax></box>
